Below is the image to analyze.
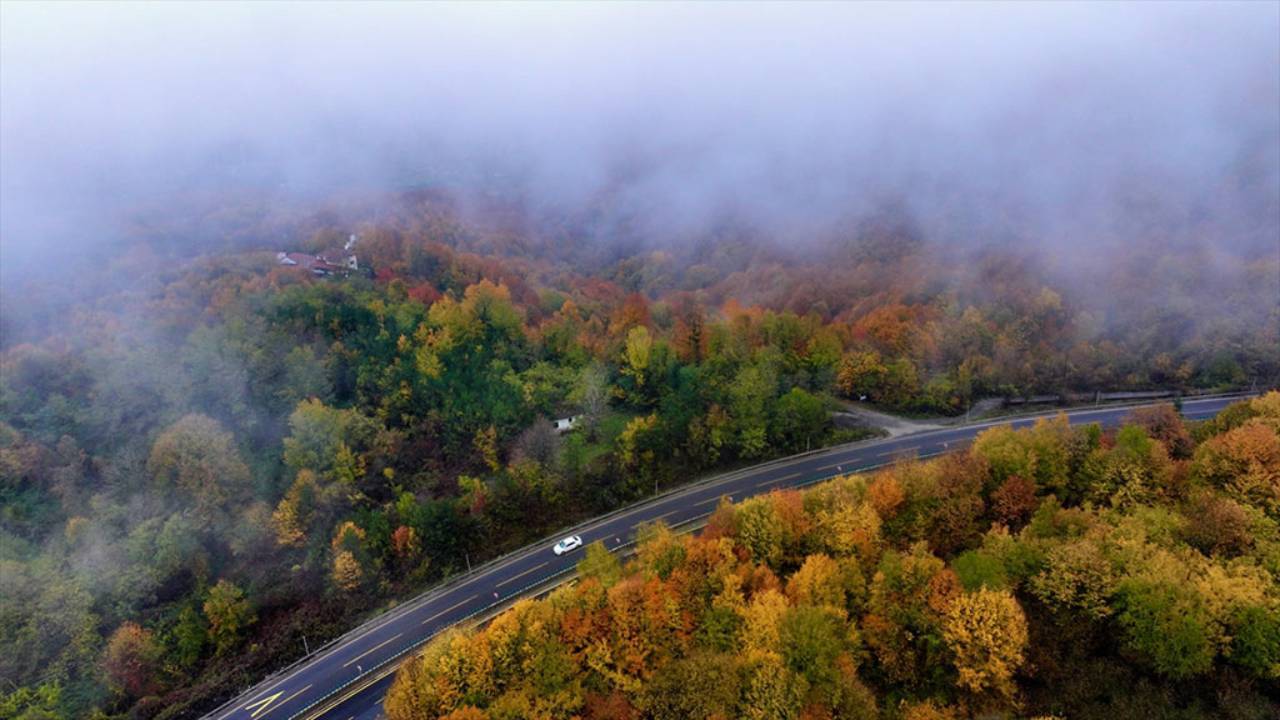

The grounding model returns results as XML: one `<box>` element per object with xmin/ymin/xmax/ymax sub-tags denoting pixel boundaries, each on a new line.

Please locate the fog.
<box><xmin>2</xmin><ymin>1</ymin><xmax>1277</xmax><ymax>282</ymax></box>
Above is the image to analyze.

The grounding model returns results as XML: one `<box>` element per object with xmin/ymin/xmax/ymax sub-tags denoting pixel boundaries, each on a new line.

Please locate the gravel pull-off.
<box><xmin>832</xmin><ymin>401</ymin><xmax>949</xmax><ymax>438</ymax></box>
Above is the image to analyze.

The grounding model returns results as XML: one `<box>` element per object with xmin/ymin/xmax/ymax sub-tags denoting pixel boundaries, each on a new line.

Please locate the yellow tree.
<box><xmin>736</xmin><ymin>496</ymin><xmax>785</xmax><ymax>568</ymax></box>
<box><xmin>473</xmin><ymin>426</ymin><xmax>501</xmax><ymax>472</ymax></box>
<box><xmin>785</xmin><ymin>553</ymin><xmax>849</xmax><ymax>616</ymax></box>
<box><xmin>440</xmin><ymin>708</ymin><xmax>489</xmax><ymax>720</ymax></box>
<box><xmin>271</xmin><ymin>470</ymin><xmax>316</xmax><ymax>547</ymax></box>
<box><xmin>1028</xmin><ymin>536</ymin><xmax>1117</xmax><ymax>619</ymax></box>
<box><xmin>578</xmin><ymin>540</ymin><xmax>624</xmax><ymax>588</ymax></box>
<box><xmin>743</xmin><ymin>588</ymin><xmax>789</xmax><ymax>657</ymax></box>
<box><xmin>617</xmin><ymin>414</ymin><xmax>659</xmax><ymax>470</ymax></box>
<box><xmin>622</xmin><ymin>325</ymin><xmax>653</xmax><ymax>390</ymax></box>
<box><xmin>331</xmin><ymin>521</ymin><xmax>368</xmax><ymax>592</ymax></box>
<box><xmin>836</xmin><ymin>350</ymin><xmax>886</xmax><ymax>400</ymax></box>
<box><xmin>814</xmin><ymin>500</ymin><xmax>882</xmax><ymax>565</ymax></box>
<box><xmin>942</xmin><ymin>588</ymin><xmax>1029</xmax><ymax>699</ymax></box>
<box><xmin>203</xmin><ymin>579</ymin><xmax>256</xmax><ymax>655</ymax></box>
<box><xmin>332</xmin><ymin>551</ymin><xmax>363</xmax><ymax>592</ymax></box>
<box><xmin>739</xmin><ymin>655</ymin><xmax>806</xmax><ymax>720</ymax></box>
<box><xmin>1193</xmin><ymin>419</ymin><xmax>1280</xmax><ymax>517</ymax></box>
<box><xmin>635</xmin><ymin>522</ymin><xmax>687</xmax><ymax>582</ymax></box>
<box><xmin>606</xmin><ymin>576</ymin><xmax>682</xmax><ymax>679</ymax></box>
<box><xmin>384</xmin><ymin>654</ymin><xmax>433</xmax><ymax>720</ymax></box>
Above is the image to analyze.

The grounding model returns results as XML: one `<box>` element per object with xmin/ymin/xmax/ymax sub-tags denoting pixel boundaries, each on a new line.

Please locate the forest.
<box><xmin>3</xmin><ymin>4</ymin><xmax>1277</xmax><ymax>720</ymax></box>
<box><xmin>0</xmin><ymin>187</ymin><xmax>1275</xmax><ymax>720</ymax></box>
<box><xmin>385</xmin><ymin>394</ymin><xmax>1280</xmax><ymax>720</ymax></box>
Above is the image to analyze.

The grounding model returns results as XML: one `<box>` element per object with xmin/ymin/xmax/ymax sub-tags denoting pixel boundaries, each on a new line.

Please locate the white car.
<box><xmin>553</xmin><ymin>535</ymin><xmax>583</xmax><ymax>556</ymax></box>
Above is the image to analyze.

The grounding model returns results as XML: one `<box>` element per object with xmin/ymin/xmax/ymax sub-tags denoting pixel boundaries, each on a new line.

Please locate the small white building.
<box><xmin>277</xmin><ymin>247</ymin><xmax>357</xmax><ymax>275</ymax></box>
<box><xmin>553</xmin><ymin>416</ymin><xmax>578</xmax><ymax>434</ymax></box>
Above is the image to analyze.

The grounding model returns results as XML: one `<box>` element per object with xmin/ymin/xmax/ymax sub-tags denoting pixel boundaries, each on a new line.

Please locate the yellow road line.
<box><xmin>420</xmin><ymin>594</ymin><xmax>477</xmax><ymax>626</ymax></box>
<box><xmin>228</xmin><ymin>672</ymin><xmax>294</xmax><ymax>720</ymax></box>
<box><xmin>270</xmin><ymin>683</ymin><xmax>313</xmax><ymax>717</ymax></box>
<box><xmin>495</xmin><ymin>561</ymin><xmax>551</xmax><ymax>589</ymax></box>
<box><xmin>243</xmin><ymin>683</ymin><xmax>312</xmax><ymax>718</ymax></box>
<box><xmin>342</xmin><ymin>632</ymin><xmax>404</xmax><ymax>668</ymax></box>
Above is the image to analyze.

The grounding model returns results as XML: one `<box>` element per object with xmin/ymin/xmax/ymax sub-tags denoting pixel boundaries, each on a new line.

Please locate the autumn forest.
<box><xmin>2</xmin><ymin>3</ymin><xmax>1278</xmax><ymax>720</ymax></box>
<box><xmin>1</xmin><ymin>184</ymin><xmax>1276</xmax><ymax>719</ymax></box>
<box><xmin>386</xmin><ymin>395</ymin><xmax>1280</xmax><ymax>720</ymax></box>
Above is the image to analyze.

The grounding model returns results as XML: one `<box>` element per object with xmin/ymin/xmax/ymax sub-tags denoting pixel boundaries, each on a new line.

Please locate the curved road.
<box><xmin>207</xmin><ymin>395</ymin><xmax>1246</xmax><ymax>720</ymax></box>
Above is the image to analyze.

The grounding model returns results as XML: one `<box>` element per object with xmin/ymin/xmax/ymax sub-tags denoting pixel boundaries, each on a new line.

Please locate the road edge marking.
<box><xmin>341</xmin><ymin>632</ymin><xmax>404</xmax><ymax>669</ymax></box>
<box><xmin>419</xmin><ymin>594</ymin><xmax>476</xmax><ymax>626</ymax></box>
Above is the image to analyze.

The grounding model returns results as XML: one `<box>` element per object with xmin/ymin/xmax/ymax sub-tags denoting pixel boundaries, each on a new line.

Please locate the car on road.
<box><xmin>553</xmin><ymin>535</ymin><xmax>583</xmax><ymax>555</ymax></box>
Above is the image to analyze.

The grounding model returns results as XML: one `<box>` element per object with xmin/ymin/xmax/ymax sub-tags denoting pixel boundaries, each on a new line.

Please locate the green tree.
<box><xmin>1229</xmin><ymin>605</ymin><xmax>1280</xmax><ymax>679</ymax></box>
<box><xmin>517</xmin><ymin>362</ymin><xmax>576</xmax><ymax>417</ymax></box>
<box><xmin>1028</xmin><ymin>537</ymin><xmax>1116</xmax><ymax>619</ymax></box>
<box><xmin>770</xmin><ymin>387</ymin><xmax>828</xmax><ymax>453</ymax></box>
<box><xmin>617</xmin><ymin>414</ymin><xmax>662</xmax><ymax>495</ymax></box>
<box><xmin>569</xmin><ymin>362</ymin><xmax>610</xmax><ymax>440</ymax></box>
<box><xmin>282</xmin><ymin>399</ymin><xmax>376</xmax><ymax>478</ymax></box>
<box><xmin>414</xmin><ymin>280</ymin><xmax>531</xmax><ymax>447</ymax></box>
<box><xmin>577</xmin><ymin>541</ymin><xmax>623</xmax><ymax>588</ymax></box>
<box><xmin>779</xmin><ymin>605</ymin><xmax>846</xmax><ymax>692</ymax></box>
<box><xmin>277</xmin><ymin>345</ymin><xmax>333</xmax><ymax>407</ymax></box>
<box><xmin>0</xmin><ymin>682</ymin><xmax>68</xmax><ymax>720</ymax></box>
<box><xmin>1116</xmin><ymin>580</ymin><xmax>1215</xmax><ymax>679</ymax></box>
<box><xmin>147</xmin><ymin>414</ymin><xmax>252</xmax><ymax>523</ymax></box>
<box><xmin>862</xmin><ymin>544</ymin><xmax>950</xmax><ymax>688</ymax></box>
<box><xmin>640</xmin><ymin>652</ymin><xmax>740</xmax><ymax>720</ymax></box>
<box><xmin>971</xmin><ymin>416</ymin><xmax>1071</xmax><ymax>493</ymax></box>
<box><xmin>729</xmin><ymin>365</ymin><xmax>774</xmax><ymax>459</ymax></box>
<box><xmin>203</xmin><ymin>580</ymin><xmax>256</xmax><ymax>655</ymax></box>
<box><xmin>881</xmin><ymin>357</ymin><xmax>921</xmax><ymax>407</ymax></box>
<box><xmin>686</xmin><ymin>404</ymin><xmax>731</xmax><ymax>469</ymax></box>
<box><xmin>172</xmin><ymin>604</ymin><xmax>208</xmax><ymax>668</ymax></box>
<box><xmin>951</xmin><ymin>550</ymin><xmax>1009</xmax><ymax>592</ymax></box>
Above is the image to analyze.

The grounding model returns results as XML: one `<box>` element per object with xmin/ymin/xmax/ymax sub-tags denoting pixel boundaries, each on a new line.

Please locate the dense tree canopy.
<box><xmin>0</xmin><ymin>187</ymin><xmax>1274</xmax><ymax>719</ymax></box>
<box><xmin>386</xmin><ymin>395</ymin><xmax>1280</xmax><ymax>720</ymax></box>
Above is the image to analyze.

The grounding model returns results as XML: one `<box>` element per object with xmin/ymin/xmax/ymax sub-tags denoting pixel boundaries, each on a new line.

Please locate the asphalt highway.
<box><xmin>207</xmin><ymin>395</ymin><xmax>1245</xmax><ymax>720</ymax></box>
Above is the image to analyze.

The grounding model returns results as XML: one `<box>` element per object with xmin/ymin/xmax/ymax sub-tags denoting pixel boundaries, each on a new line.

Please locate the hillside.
<box><xmin>2</xmin><ymin>4</ymin><xmax>1278</xmax><ymax>719</ymax></box>
<box><xmin>0</xmin><ymin>193</ymin><xmax>1276</xmax><ymax>719</ymax></box>
<box><xmin>385</xmin><ymin>395</ymin><xmax>1280</xmax><ymax>720</ymax></box>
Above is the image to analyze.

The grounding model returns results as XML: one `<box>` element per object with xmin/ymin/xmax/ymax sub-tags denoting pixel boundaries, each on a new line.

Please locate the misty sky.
<box><xmin>2</xmin><ymin>1</ymin><xmax>1277</xmax><ymax>272</ymax></box>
